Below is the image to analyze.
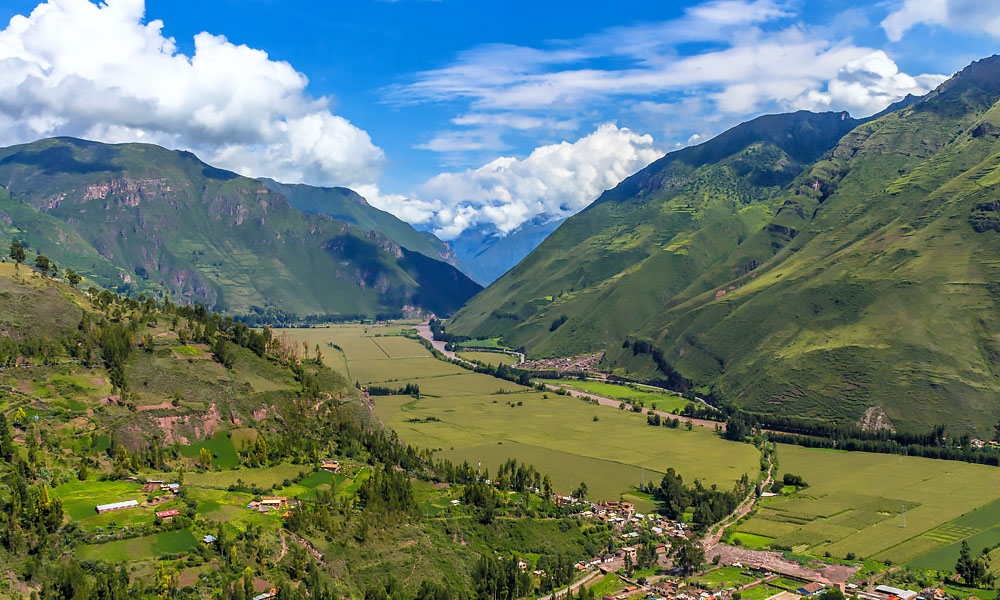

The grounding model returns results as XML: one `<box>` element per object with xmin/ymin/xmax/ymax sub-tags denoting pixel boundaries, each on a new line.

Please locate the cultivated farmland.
<box><xmin>282</xmin><ymin>323</ymin><xmax>759</xmax><ymax>502</ymax></box>
<box><xmin>736</xmin><ymin>445</ymin><xmax>1000</xmax><ymax>566</ymax></box>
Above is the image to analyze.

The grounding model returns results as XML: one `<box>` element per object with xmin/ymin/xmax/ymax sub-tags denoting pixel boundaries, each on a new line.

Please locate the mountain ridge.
<box><xmin>447</xmin><ymin>54</ymin><xmax>1000</xmax><ymax>435</ymax></box>
<box><xmin>0</xmin><ymin>137</ymin><xmax>481</xmax><ymax>319</ymax></box>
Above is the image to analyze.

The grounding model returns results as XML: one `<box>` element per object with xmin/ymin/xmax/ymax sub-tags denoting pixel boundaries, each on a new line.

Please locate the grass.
<box><xmin>177</xmin><ymin>464</ymin><xmax>309</xmax><ymax>490</ymax></box>
<box><xmin>180</xmin><ymin>430</ymin><xmax>240</xmax><ymax>469</ymax></box>
<box><xmin>690</xmin><ymin>566</ymin><xmax>759</xmax><ymax>589</ymax></box>
<box><xmin>456</xmin><ymin>351</ymin><xmax>519</xmax><ymax>366</ymax></box>
<box><xmin>736</xmin><ymin>444</ymin><xmax>1000</xmax><ymax>565</ymax></box>
<box><xmin>582</xmin><ymin>573</ymin><xmax>624</xmax><ymax>598</ymax></box>
<box><xmin>54</xmin><ymin>479</ymin><xmax>144</xmax><ymax>522</ymax></box>
<box><xmin>739</xmin><ymin>584</ymin><xmax>785</xmax><ymax>600</ymax></box>
<box><xmin>374</xmin><ymin>384</ymin><xmax>757</xmax><ymax>500</ymax></box>
<box><xmin>730</xmin><ymin>532</ymin><xmax>776</xmax><ymax>550</ymax></box>
<box><xmin>539</xmin><ymin>378</ymin><xmax>690</xmax><ymax>412</ymax></box>
<box><xmin>75</xmin><ymin>529</ymin><xmax>199</xmax><ymax>562</ymax></box>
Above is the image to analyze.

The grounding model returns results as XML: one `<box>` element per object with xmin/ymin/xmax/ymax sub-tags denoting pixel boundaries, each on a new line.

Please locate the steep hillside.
<box><xmin>259</xmin><ymin>178</ymin><xmax>459</xmax><ymax>266</ymax></box>
<box><xmin>450</xmin><ymin>110</ymin><xmax>864</xmax><ymax>353</ymax></box>
<box><xmin>449</xmin><ymin>55</ymin><xmax>1000</xmax><ymax>435</ymax></box>
<box><xmin>0</xmin><ymin>138</ymin><xmax>480</xmax><ymax>318</ymax></box>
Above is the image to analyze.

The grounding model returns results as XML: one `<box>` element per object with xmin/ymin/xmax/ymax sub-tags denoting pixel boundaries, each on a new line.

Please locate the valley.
<box><xmin>1</xmin><ymin>27</ymin><xmax>1000</xmax><ymax>600</ymax></box>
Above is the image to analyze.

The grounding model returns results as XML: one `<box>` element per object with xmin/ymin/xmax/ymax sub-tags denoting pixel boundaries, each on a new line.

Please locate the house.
<box><xmin>203</xmin><ymin>534</ymin><xmax>217</xmax><ymax>544</ymax></box>
<box><xmin>321</xmin><ymin>461</ymin><xmax>340</xmax><ymax>473</ymax></box>
<box><xmin>260</xmin><ymin>496</ymin><xmax>287</xmax><ymax>508</ymax></box>
<box><xmin>156</xmin><ymin>509</ymin><xmax>180</xmax><ymax>520</ymax></box>
<box><xmin>876</xmin><ymin>586</ymin><xmax>918</xmax><ymax>600</ymax></box>
<box><xmin>797</xmin><ymin>583</ymin><xmax>825</xmax><ymax>596</ymax></box>
<box><xmin>96</xmin><ymin>500</ymin><xmax>139</xmax><ymax>514</ymax></box>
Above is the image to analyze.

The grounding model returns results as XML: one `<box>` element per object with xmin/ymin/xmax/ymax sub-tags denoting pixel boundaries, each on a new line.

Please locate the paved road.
<box><xmin>415</xmin><ymin>322</ymin><xmax>524</xmax><ymax>364</ymax></box>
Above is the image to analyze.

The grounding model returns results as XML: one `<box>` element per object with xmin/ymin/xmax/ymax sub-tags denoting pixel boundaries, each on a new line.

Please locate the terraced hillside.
<box><xmin>449</xmin><ymin>55</ymin><xmax>1000</xmax><ymax>435</ymax></box>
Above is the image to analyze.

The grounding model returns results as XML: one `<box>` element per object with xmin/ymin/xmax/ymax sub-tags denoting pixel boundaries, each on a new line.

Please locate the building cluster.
<box><xmin>246</xmin><ymin>496</ymin><xmax>295</xmax><ymax>516</ymax></box>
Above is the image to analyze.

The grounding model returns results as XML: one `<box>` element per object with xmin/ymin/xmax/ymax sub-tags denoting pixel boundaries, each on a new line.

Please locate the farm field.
<box><xmin>736</xmin><ymin>445</ymin><xmax>1000</xmax><ymax>566</ymax></box>
<box><xmin>456</xmin><ymin>351</ymin><xmax>519</xmax><ymax>366</ymax></box>
<box><xmin>372</xmin><ymin>383</ymin><xmax>758</xmax><ymax>501</ymax></box>
<box><xmin>280</xmin><ymin>323</ymin><xmax>466</xmax><ymax>383</ymax></box>
<box><xmin>75</xmin><ymin>529</ymin><xmax>200</xmax><ymax>562</ymax></box>
<box><xmin>539</xmin><ymin>378</ymin><xmax>690</xmax><ymax>413</ymax></box>
<box><xmin>288</xmin><ymin>322</ymin><xmax>759</xmax><ymax>501</ymax></box>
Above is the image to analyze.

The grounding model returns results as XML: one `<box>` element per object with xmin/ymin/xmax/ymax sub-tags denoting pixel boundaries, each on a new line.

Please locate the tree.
<box><xmin>64</xmin><ymin>267</ymin><xmax>82</xmax><ymax>287</ymax></box>
<box><xmin>8</xmin><ymin>241</ymin><xmax>25</xmax><ymax>264</ymax></box>
<box><xmin>671</xmin><ymin>537</ymin><xmax>705</xmax><ymax>575</ymax></box>
<box><xmin>34</xmin><ymin>254</ymin><xmax>50</xmax><ymax>275</ymax></box>
<box><xmin>956</xmin><ymin>539</ymin><xmax>993</xmax><ymax>587</ymax></box>
<box><xmin>199</xmin><ymin>447</ymin><xmax>213</xmax><ymax>469</ymax></box>
<box><xmin>575</xmin><ymin>481</ymin><xmax>588</xmax><ymax>501</ymax></box>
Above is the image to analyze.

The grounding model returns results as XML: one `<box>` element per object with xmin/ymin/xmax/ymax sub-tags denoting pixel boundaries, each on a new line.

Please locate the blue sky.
<box><xmin>0</xmin><ymin>0</ymin><xmax>997</xmax><ymax>238</ymax></box>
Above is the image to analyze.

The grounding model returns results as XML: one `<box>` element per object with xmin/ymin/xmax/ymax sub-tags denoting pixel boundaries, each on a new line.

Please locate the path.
<box><xmin>415</xmin><ymin>322</ymin><xmax>524</xmax><ymax>364</ymax></box>
<box><xmin>702</xmin><ymin>449</ymin><xmax>774</xmax><ymax>549</ymax></box>
<box><xmin>278</xmin><ymin>532</ymin><xmax>288</xmax><ymax>561</ymax></box>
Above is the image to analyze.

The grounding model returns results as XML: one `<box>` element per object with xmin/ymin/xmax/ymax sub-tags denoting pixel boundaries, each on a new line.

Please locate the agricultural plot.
<box><xmin>180</xmin><ymin>430</ymin><xmax>241</xmax><ymax>469</ymax></box>
<box><xmin>540</xmin><ymin>379</ymin><xmax>690</xmax><ymax>413</ymax></box>
<box><xmin>173</xmin><ymin>463</ymin><xmax>308</xmax><ymax>490</ymax></box>
<box><xmin>76</xmin><ymin>529</ymin><xmax>199</xmax><ymax>562</ymax></box>
<box><xmin>55</xmin><ymin>479</ymin><xmax>145</xmax><ymax>522</ymax></box>
<box><xmin>375</xmin><ymin>387</ymin><xmax>758</xmax><ymax>501</ymax></box>
<box><xmin>736</xmin><ymin>445</ymin><xmax>1000</xmax><ymax>565</ymax></box>
<box><xmin>456</xmin><ymin>351</ymin><xmax>519</xmax><ymax>366</ymax></box>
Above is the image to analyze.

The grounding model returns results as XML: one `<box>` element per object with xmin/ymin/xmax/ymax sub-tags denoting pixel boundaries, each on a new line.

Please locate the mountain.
<box><xmin>448</xmin><ymin>55</ymin><xmax>1000</xmax><ymax>435</ymax></box>
<box><xmin>447</xmin><ymin>217</ymin><xmax>566</xmax><ymax>285</ymax></box>
<box><xmin>0</xmin><ymin>137</ymin><xmax>481</xmax><ymax>318</ymax></box>
<box><xmin>259</xmin><ymin>178</ymin><xmax>460</xmax><ymax>266</ymax></box>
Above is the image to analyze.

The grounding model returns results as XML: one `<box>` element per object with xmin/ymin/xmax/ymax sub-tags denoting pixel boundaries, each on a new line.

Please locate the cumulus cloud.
<box><xmin>793</xmin><ymin>51</ymin><xmax>947</xmax><ymax>116</ymax></box>
<box><xmin>0</xmin><ymin>0</ymin><xmax>384</xmax><ymax>189</ymax></box>
<box><xmin>881</xmin><ymin>0</ymin><xmax>1000</xmax><ymax>42</ymax></box>
<box><xmin>369</xmin><ymin>124</ymin><xmax>662</xmax><ymax>239</ymax></box>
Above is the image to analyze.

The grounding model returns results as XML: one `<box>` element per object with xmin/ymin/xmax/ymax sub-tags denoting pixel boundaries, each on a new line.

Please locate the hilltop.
<box><xmin>0</xmin><ymin>138</ymin><xmax>480</xmax><ymax>320</ymax></box>
<box><xmin>447</xmin><ymin>55</ymin><xmax>1000</xmax><ymax>435</ymax></box>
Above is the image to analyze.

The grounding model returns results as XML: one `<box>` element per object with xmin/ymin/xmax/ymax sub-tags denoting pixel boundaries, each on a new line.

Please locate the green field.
<box><xmin>76</xmin><ymin>529</ymin><xmax>199</xmax><ymax>562</ymax></box>
<box><xmin>180</xmin><ymin>430</ymin><xmax>241</xmax><ymax>469</ymax></box>
<box><xmin>54</xmin><ymin>479</ymin><xmax>145</xmax><ymax>521</ymax></box>
<box><xmin>171</xmin><ymin>463</ymin><xmax>308</xmax><ymax>490</ymax></box>
<box><xmin>690</xmin><ymin>566</ymin><xmax>759</xmax><ymax>589</ymax></box>
<box><xmin>736</xmin><ymin>445</ymin><xmax>1000</xmax><ymax>564</ymax></box>
<box><xmin>374</xmin><ymin>384</ymin><xmax>757</xmax><ymax>500</ymax></box>
<box><xmin>457</xmin><ymin>351</ymin><xmax>519</xmax><ymax>366</ymax></box>
<box><xmin>540</xmin><ymin>379</ymin><xmax>690</xmax><ymax>412</ymax></box>
<box><xmin>288</xmin><ymin>323</ymin><xmax>758</xmax><ymax>501</ymax></box>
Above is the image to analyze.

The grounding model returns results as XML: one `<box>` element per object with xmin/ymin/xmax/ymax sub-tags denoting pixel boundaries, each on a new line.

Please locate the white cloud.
<box><xmin>0</xmin><ymin>0</ymin><xmax>384</xmax><ymax>189</ymax></box>
<box><xmin>389</xmin><ymin>124</ymin><xmax>662</xmax><ymax>239</ymax></box>
<box><xmin>881</xmin><ymin>0</ymin><xmax>1000</xmax><ymax>41</ymax></box>
<box><xmin>391</xmin><ymin>0</ymin><xmax>946</xmax><ymax>152</ymax></box>
<box><xmin>793</xmin><ymin>50</ymin><xmax>948</xmax><ymax>116</ymax></box>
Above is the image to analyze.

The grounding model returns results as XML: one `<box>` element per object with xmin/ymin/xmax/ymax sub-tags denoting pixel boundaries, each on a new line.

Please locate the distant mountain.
<box><xmin>447</xmin><ymin>55</ymin><xmax>1000</xmax><ymax>435</ymax></box>
<box><xmin>447</xmin><ymin>217</ymin><xmax>566</xmax><ymax>285</ymax></box>
<box><xmin>0</xmin><ymin>138</ymin><xmax>481</xmax><ymax>318</ymax></box>
<box><xmin>259</xmin><ymin>179</ymin><xmax>459</xmax><ymax>267</ymax></box>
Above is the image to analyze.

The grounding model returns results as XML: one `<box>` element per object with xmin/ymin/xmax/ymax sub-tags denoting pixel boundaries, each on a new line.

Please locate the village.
<box><xmin>547</xmin><ymin>497</ymin><xmax>948</xmax><ymax>600</ymax></box>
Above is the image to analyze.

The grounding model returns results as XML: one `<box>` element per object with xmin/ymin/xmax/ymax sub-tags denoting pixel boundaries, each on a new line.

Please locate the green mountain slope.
<box><xmin>259</xmin><ymin>178</ymin><xmax>460</xmax><ymax>267</ymax></box>
<box><xmin>0</xmin><ymin>137</ymin><xmax>480</xmax><ymax>318</ymax></box>
<box><xmin>449</xmin><ymin>55</ymin><xmax>1000</xmax><ymax>435</ymax></box>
